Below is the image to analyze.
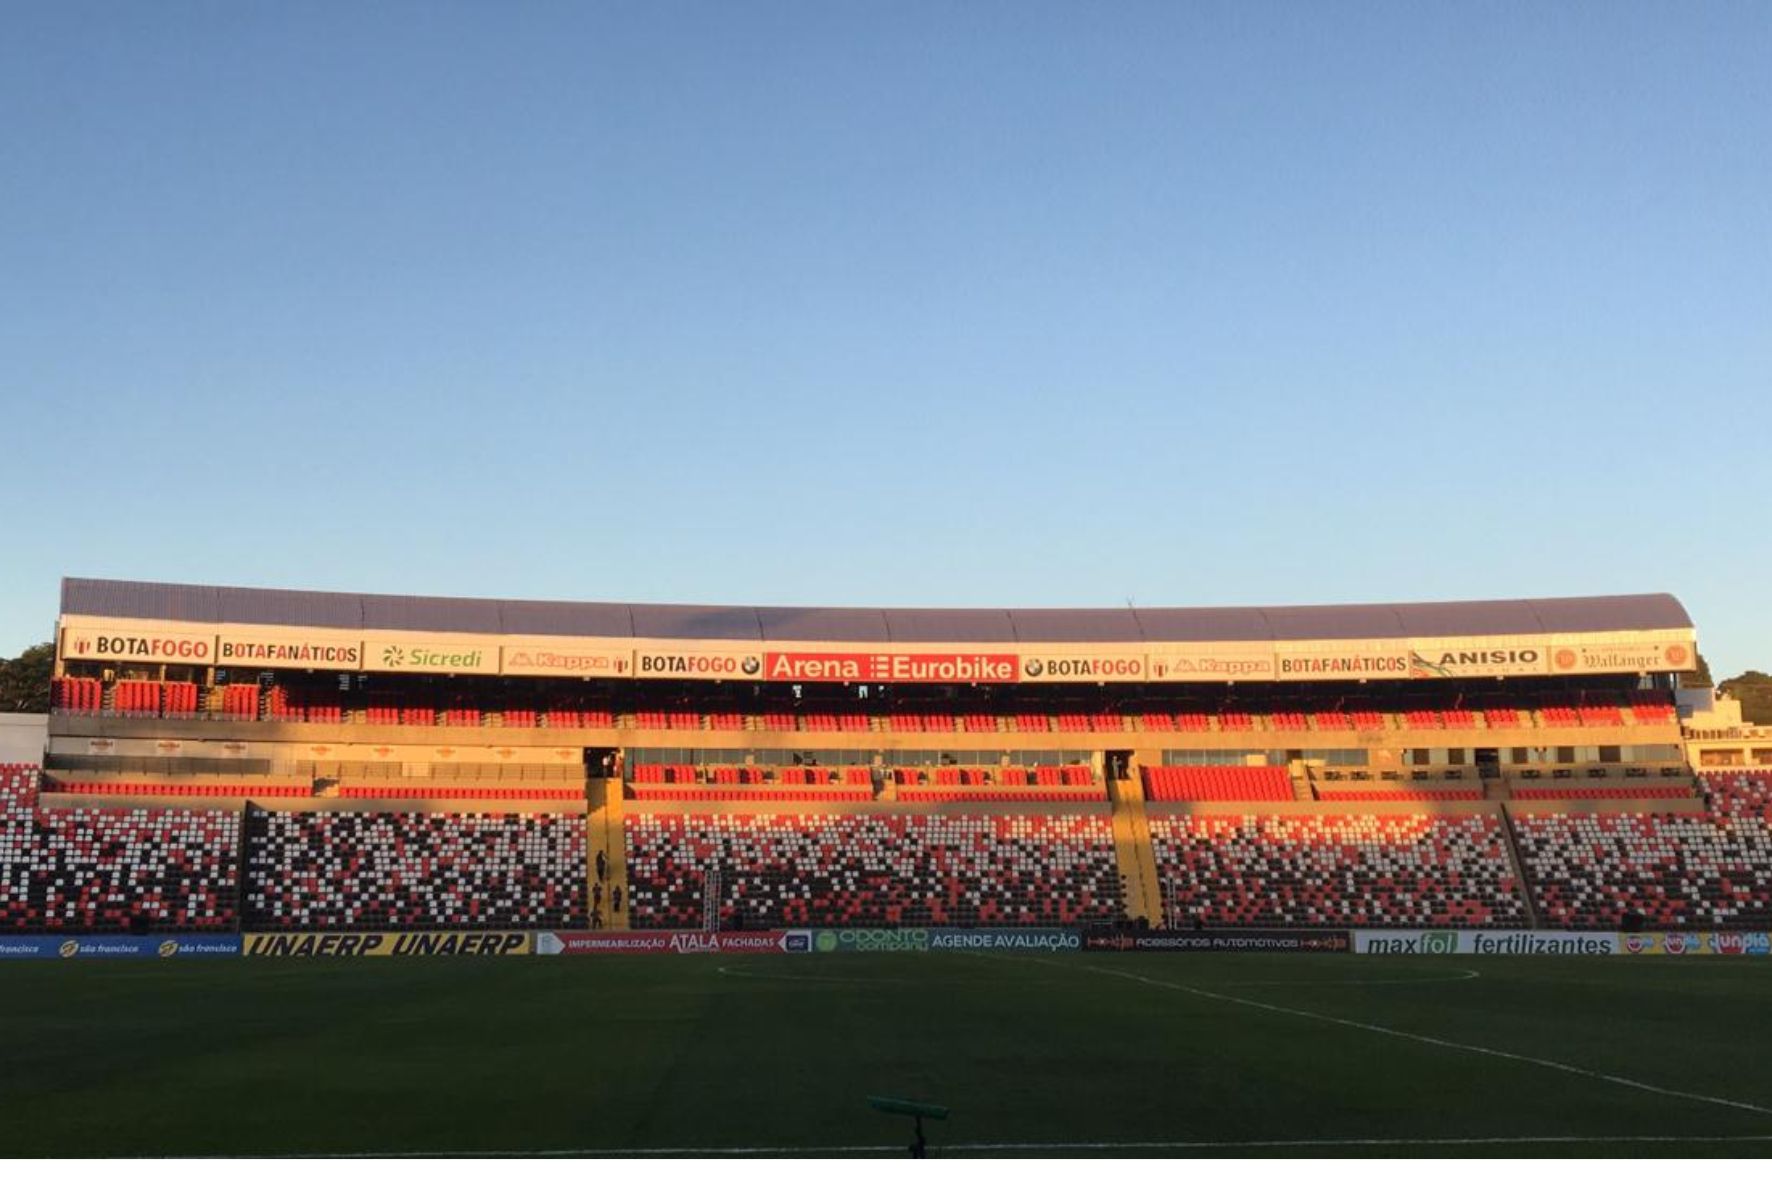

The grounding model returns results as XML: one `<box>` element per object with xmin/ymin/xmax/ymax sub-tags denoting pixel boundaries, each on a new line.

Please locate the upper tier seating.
<box><xmin>1142</xmin><ymin>765</ymin><xmax>1294</xmax><ymax>802</ymax></box>
<box><xmin>244</xmin><ymin>809</ymin><xmax>584</xmax><ymax>929</ymax></box>
<box><xmin>51</xmin><ymin>677</ymin><xmax>103</xmax><ymax>713</ymax></box>
<box><xmin>1313</xmin><ymin>788</ymin><xmax>1484</xmax><ymax>802</ymax></box>
<box><xmin>624</xmin><ymin>812</ymin><xmax>1122</xmax><ymax>929</ymax></box>
<box><xmin>1511</xmin><ymin>785</ymin><xmax>1693</xmax><ymax>801</ymax></box>
<box><xmin>1514</xmin><ymin>811</ymin><xmax>1772</xmax><ymax>929</ymax></box>
<box><xmin>1149</xmin><ymin>813</ymin><xmax>1526</xmax><ymax>928</ymax></box>
<box><xmin>338</xmin><ymin>786</ymin><xmax>584</xmax><ymax>801</ymax></box>
<box><xmin>57</xmin><ymin>782</ymin><xmax>312</xmax><ymax>799</ymax></box>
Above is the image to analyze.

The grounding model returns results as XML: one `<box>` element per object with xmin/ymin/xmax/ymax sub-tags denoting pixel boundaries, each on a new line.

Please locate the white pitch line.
<box><xmin>267</xmin><ymin>1132</ymin><xmax>1772</xmax><ymax>1158</ymax></box>
<box><xmin>1054</xmin><ymin>958</ymin><xmax>1772</xmax><ymax>1117</ymax></box>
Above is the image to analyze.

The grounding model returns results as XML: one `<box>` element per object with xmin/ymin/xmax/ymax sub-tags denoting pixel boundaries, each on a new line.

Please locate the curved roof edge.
<box><xmin>58</xmin><ymin>578</ymin><xmax>1695</xmax><ymax>645</ymax></box>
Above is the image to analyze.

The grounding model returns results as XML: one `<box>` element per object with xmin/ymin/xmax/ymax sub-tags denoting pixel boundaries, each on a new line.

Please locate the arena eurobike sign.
<box><xmin>0</xmin><ymin>934</ymin><xmax>241</xmax><ymax>959</ymax></box>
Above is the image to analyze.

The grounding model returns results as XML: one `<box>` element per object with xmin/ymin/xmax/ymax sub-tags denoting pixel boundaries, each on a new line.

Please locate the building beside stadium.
<box><xmin>4</xmin><ymin>577</ymin><xmax>1767</xmax><ymax>941</ymax></box>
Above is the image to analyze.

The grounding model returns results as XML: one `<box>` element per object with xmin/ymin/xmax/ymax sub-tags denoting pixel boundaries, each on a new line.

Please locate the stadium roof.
<box><xmin>59</xmin><ymin>578</ymin><xmax>1693</xmax><ymax>643</ymax></box>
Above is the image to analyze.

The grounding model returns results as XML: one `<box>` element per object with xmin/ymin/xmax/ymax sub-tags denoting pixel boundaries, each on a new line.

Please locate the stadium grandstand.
<box><xmin>13</xmin><ymin>575</ymin><xmax>1770</xmax><ymax>934</ymax></box>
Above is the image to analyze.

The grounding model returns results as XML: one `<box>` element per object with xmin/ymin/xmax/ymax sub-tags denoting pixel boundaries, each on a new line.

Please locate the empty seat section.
<box><xmin>1140</xmin><ymin>765</ymin><xmax>1294</xmax><ymax>802</ymax></box>
<box><xmin>623</xmin><ymin>812</ymin><xmax>1122</xmax><ymax>929</ymax></box>
<box><xmin>1514</xmin><ymin>810</ymin><xmax>1772</xmax><ymax>929</ymax></box>
<box><xmin>1148</xmin><ymin>813</ymin><xmax>1526</xmax><ymax>928</ymax></box>
<box><xmin>244</xmin><ymin>809</ymin><xmax>584</xmax><ymax>929</ymax></box>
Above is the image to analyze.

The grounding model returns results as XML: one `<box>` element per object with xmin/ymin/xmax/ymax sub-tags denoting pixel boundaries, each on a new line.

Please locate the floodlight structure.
<box><xmin>867</xmin><ymin>1096</ymin><xmax>949</xmax><ymax>1158</ymax></box>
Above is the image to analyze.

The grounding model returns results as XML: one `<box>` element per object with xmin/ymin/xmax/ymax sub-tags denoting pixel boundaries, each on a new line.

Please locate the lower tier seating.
<box><xmin>0</xmin><ymin>800</ymin><xmax>239</xmax><ymax>932</ymax></box>
<box><xmin>243</xmin><ymin>810</ymin><xmax>585</xmax><ymax>929</ymax></box>
<box><xmin>624</xmin><ymin>812</ymin><xmax>1121</xmax><ymax>929</ymax></box>
<box><xmin>1513</xmin><ymin>811</ymin><xmax>1772</xmax><ymax>929</ymax></box>
<box><xmin>1148</xmin><ymin>813</ymin><xmax>1526</xmax><ymax>927</ymax></box>
<box><xmin>1703</xmin><ymin>771</ymin><xmax>1772</xmax><ymax>818</ymax></box>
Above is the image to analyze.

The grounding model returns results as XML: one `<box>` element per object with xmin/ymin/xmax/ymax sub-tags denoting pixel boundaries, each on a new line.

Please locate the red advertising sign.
<box><xmin>762</xmin><ymin>651</ymin><xmax>1021</xmax><ymax>683</ymax></box>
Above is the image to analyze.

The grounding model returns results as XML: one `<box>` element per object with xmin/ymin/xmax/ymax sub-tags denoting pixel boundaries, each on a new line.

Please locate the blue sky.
<box><xmin>3</xmin><ymin>3</ymin><xmax>1767</xmax><ymax>672</ymax></box>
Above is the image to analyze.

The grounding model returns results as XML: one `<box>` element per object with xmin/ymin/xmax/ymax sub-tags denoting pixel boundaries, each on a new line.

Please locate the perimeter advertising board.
<box><xmin>0</xmin><ymin>935</ymin><xmax>241</xmax><ymax>959</ymax></box>
<box><xmin>1619</xmin><ymin>931</ymin><xmax>1771</xmax><ymax>956</ymax></box>
<box><xmin>1354</xmin><ymin>930</ymin><xmax>1620</xmax><ymax>954</ymax></box>
<box><xmin>1083</xmin><ymin>930</ymin><xmax>1351</xmax><ymax>953</ymax></box>
<box><xmin>536</xmin><ymin>930</ymin><xmax>810</xmax><ymax>954</ymax></box>
<box><xmin>242</xmin><ymin>931</ymin><xmax>530</xmax><ymax>956</ymax></box>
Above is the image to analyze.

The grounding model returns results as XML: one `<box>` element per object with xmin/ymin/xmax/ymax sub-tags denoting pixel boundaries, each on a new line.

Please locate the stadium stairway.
<box><xmin>586</xmin><ymin>779</ymin><xmax>630</xmax><ymax>930</ymax></box>
<box><xmin>1496</xmin><ymin>806</ymin><xmax>1543</xmax><ymax>929</ymax></box>
<box><xmin>1109</xmin><ymin>754</ymin><xmax>1162</xmax><ymax>925</ymax></box>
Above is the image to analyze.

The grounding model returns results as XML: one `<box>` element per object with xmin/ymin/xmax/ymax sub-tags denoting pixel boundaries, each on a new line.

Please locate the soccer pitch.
<box><xmin>4</xmin><ymin>952</ymin><xmax>1771</xmax><ymax>1157</ymax></box>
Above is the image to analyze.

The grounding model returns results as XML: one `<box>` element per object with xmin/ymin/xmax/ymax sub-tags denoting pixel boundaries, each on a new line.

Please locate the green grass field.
<box><xmin>4</xmin><ymin>952</ymin><xmax>1772</xmax><ymax>1157</ymax></box>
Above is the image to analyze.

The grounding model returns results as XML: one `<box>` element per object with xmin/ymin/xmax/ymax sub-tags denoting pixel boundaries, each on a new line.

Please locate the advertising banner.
<box><xmin>216</xmin><ymin>633</ymin><xmax>362</xmax><ymax>672</ymax></box>
<box><xmin>1549</xmin><ymin>642</ymin><xmax>1697</xmax><ymax>675</ymax></box>
<box><xmin>632</xmin><ymin>648</ymin><xmax>762</xmax><ymax>681</ymax></box>
<box><xmin>502</xmin><ymin>644</ymin><xmax>632</xmax><ymax>678</ymax></box>
<box><xmin>535</xmin><ymin>930</ymin><xmax>810</xmax><ymax>955</ymax></box>
<box><xmin>925</xmin><ymin>928</ymin><xmax>1081</xmax><ymax>952</ymax></box>
<box><xmin>360</xmin><ymin>640</ymin><xmax>500</xmax><ymax>675</ymax></box>
<box><xmin>1147</xmin><ymin>648</ymin><xmax>1276</xmax><ymax>682</ymax></box>
<box><xmin>1619</xmin><ymin>931</ymin><xmax>1772</xmax><ymax>956</ymax></box>
<box><xmin>1274</xmin><ymin>647</ymin><xmax>1411</xmax><ymax>682</ymax></box>
<box><xmin>764</xmin><ymin>652</ymin><xmax>1020</xmax><ymax>684</ymax></box>
<box><xmin>1406</xmin><ymin>645</ymin><xmax>1548</xmax><ymax>679</ymax></box>
<box><xmin>1018</xmin><ymin>654</ymin><xmax>1146</xmax><ymax>684</ymax></box>
<box><xmin>61</xmin><ymin>627</ymin><xmax>215</xmax><ymax>666</ymax></box>
<box><xmin>242</xmin><ymin>931</ymin><xmax>530</xmax><ymax>956</ymax></box>
<box><xmin>0</xmin><ymin>934</ymin><xmax>242</xmax><ymax>960</ymax></box>
<box><xmin>810</xmin><ymin>928</ymin><xmax>933</xmax><ymax>953</ymax></box>
<box><xmin>1082</xmin><ymin>929</ymin><xmax>1351</xmax><ymax>953</ymax></box>
<box><xmin>1354</xmin><ymin>930</ymin><xmax>1620</xmax><ymax>955</ymax></box>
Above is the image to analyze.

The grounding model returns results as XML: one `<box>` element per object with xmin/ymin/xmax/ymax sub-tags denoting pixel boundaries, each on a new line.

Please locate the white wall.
<box><xmin>0</xmin><ymin>714</ymin><xmax>47</xmax><ymax>765</ymax></box>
